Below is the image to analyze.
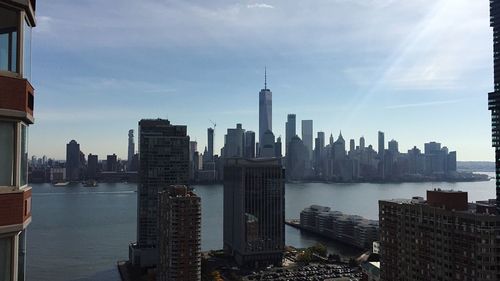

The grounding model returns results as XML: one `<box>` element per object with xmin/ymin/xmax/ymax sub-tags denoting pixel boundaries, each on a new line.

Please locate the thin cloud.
<box><xmin>385</xmin><ymin>99</ymin><xmax>466</xmax><ymax>109</ymax></box>
<box><xmin>247</xmin><ymin>3</ymin><xmax>274</xmax><ymax>9</ymax></box>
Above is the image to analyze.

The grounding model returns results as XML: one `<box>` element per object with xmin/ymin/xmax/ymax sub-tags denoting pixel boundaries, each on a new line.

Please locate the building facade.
<box><xmin>158</xmin><ymin>185</ymin><xmax>201</xmax><ymax>281</ymax></box>
<box><xmin>285</xmin><ymin>114</ymin><xmax>296</xmax><ymax>156</ymax></box>
<box><xmin>66</xmin><ymin>140</ymin><xmax>81</xmax><ymax>182</ymax></box>
<box><xmin>301</xmin><ymin>120</ymin><xmax>313</xmax><ymax>161</ymax></box>
<box><xmin>127</xmin><ymin>129</ymin><xmax>135</xmax><ymax>171</ymax></box>
<box><xmin>0</xmin><ymin>1</ymin><xmax>36</xmax><ymax>280</ymax></box>
<box><xmin>223</xmin><ymin>158</ymin><xmax>285</xmax><ymax>268</ymax></box>
<box><xmin>129</xmin><ymin>119</ymin><xmax>190</xmax><ymax>268</ymax></box>
<box><xmin>379</xmin><ymin>190</ymin><xmax>500</xmax><ymax>281</ymax></box>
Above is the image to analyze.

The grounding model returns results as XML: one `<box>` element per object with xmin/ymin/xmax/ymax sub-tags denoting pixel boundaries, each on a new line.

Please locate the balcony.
<box><xmin>0</xmin><ymin>187</ymin><xmax>31</xmax><ymax>233</ymax></box>
<box><xmin>0</xmin><ymin>75</ymin><xmax>34</xmax><ymax>124</ymax></box>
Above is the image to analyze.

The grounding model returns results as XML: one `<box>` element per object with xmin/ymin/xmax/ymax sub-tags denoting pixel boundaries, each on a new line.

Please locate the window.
<box><xmin>23</xmin><ymin>18</ymin><xmax>31</xmax><ymax>80</ymax></box>
<box><xmin>0</xmin><ymin>5</ymin><xmax>18</xmax><ymax>73</ymax></box>
<box><xmin>0</xmin><ymin>236</ymin><xmax>12</xmax><ymax>281</ymax></box>
<box><xmin>20</xmin><ymin>124</ymin><xmax>28</xmax><ymax>186</ymax></box>
<box><xmin>0</xmin><ymin>122</ymin><xmax>15</xmax><ymax>186</ymax></box>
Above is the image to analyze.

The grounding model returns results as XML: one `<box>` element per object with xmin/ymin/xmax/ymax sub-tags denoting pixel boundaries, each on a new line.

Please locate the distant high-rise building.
<box><xmin>259</xmin><ymin>69</ymin><xmax>272</xmax><ymax>145</ymax></box>
<box><xmin>285</xmin><ymin>114</ymin><xmax>296</xmax><ymax>155</ymax></box>
<box><xmin>275</xmin><ymin>136</ymin><xmax>283</xmax><ymax>158</ymax></box>
<box><xmin>260</xmin><ymin>130</ymin><xmax>276</xmax><ymax>158</ymax></box>
<box><xmin>224</xmin><ymin>123</ymin><xmax>245</xmax><ymax>158</ymax></box>
<box><xmin>329</xmin><ymin>134</ymin><xmax>334</xmax><ymax>146</ymax></box>
<box><xmin>301</xmin><ymin>120</ymin><xmax>313</xmax><ymax>160</ymax></box>
<box><xmin>380</xmin><ymin>190</ymin><xmax>500</xmax><ymax>281</ymax></box>
<box><xmin>106</xmin><ymin>154</ymin><xmax>118</xmax><ymax>172</ymax></box>
<box><xmin>87</xmin><ymin>154</ymin><xmax>98</xmax><ymax>180</ymax></box>
<box><xmin>128</xmin><ymin>129</ymin><xmax>135</xmax><ymax>170</ymax></box>
<box><xmin>66</xmin><ymin>140</ymin><xmax>81</xmax><ymax>182</ymax></box>
<box><xmin>0</xmin><ymin>1</ymin><xmax>37</xmax><ymax>280</ymax></box>
<box><xmin>224</xmin><ymin>158</ymin><xmax>285</xmax><ymax>268</ymax></box>
<box><xmin>287</xmin><ymin>136</ymin><xmax>308</xmax><ymax>180</ymax></box>
<box><xmin>129</xmin><ymin>119</ymin><xmax>190</xmax><ymax>268</ymax></box>
<box><xmin>244</xmin><ymin>131</ymin><xmax>256</xmax><ymax>158</ymax></box>
<box><xmin>207</xmin><ymin>127</ymin><xmax>214</xmax><ymax>161</ymax></box>
<box><xmin>314</xmin><ymin>132</ymin><xmax>325</xmax><ymax>176</ymax></box>
<box><xmin>349</xmin><ymin>139</ymin><xmax>355</xmax><ymax>153</ymax></box>
<box><xmin>360</xmin><ymin>136</ymin><xmax>365</xmax><ymax>150</ymax></box>
<box><xmin>378</xmin><ymin>131</ymin><xmax>385</xmax><ymax>179</ymax></box>
<box><xmin>158</xmin><ymin>185</ymin><xmax>201</xmax><ymax>281</ymax></box>
<box><xmin>189</xmin><ymin>141</ymin><xmax>198</xmax><ymax>181</ymax></box>
<box><xmin>388</xmin><ymin>139</ymin><xmax>398</xmax><ymax>153</ymax></box>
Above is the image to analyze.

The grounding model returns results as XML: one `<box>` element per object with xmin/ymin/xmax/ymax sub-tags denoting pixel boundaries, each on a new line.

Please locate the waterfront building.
<box><xmin>301</xmin><ymin>120</ymin><xmax>313</xmax><ymax>160</ymax></box>
<box><xmin>300</xmin><ymin>205</ymin><xmax>379</xmax><ymax>249</ymax></box>
<box><xmin>244</xmin><ymin>131</ymin><xmax>256</xmax><ymax>158</ymax></box>
<box><xmin>223</xmin><ymin>158</ymin><xmax>285</xmax><ymax>268</ymax></box>
<box><xmin>259</xmin><ymin>69</ymin><xmax>272</xmax><ymax>145</ymax></box>
<box><xmin>127</xmin><ymin>129</ymin><xmax>135</xmax><ymax>170</ymax></box>
<box><xmin>377</xmin><ymin>131</ymin><xmax>385</xmax><ymax>179</ymax></box>
<box><xmin>87</xmin><ymin>154</ymin><xmax>98</xmax><ymax>180</ymax></box>
<box><xmin>286</xmin><ymin>135</ymin><xmax>308</xmax><ymax>180</ymax></box>
<box><xmin>224</xmin><ymin>123</ymin><xmax>245</xmax><ymax>158</ymax></box>
<box><xmin>66</xmin><ymin>140</ymin><xmax>81</xmax><ymax>182</ymax></box>
<box><xmin>158</xmin><ymin>185</ymin><xmax>201</xmax><ymax>281</ymax></box>
<box><xmin>285</xmin><ymin>114</ymin><xmax>296</xmax><ymax>156</ymax></box>
<box><xmin>129</xmin><ymin>119</ymin><xmax>190</xmax><ymax>268</ymax></box>
<box><xmin>0</xmin><ymin>1</ymin><xmax>36</xmax><ymax>280</ymax></box>
<box><xmin>106</xmin><ymin>154</ymin><xmax>117</xmax><ymax>172</ymax></box>
<box><xmin>379</xmin><ymin>190</ymin><xmax>500</xmax><ymax>281</ymax></box>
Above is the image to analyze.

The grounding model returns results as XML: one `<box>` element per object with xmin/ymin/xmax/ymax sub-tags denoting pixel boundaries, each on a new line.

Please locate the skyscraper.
<box><xmin>66</xmin><ymin>140</ymin><xmax>81</xmax><ymax>182</ymax></box>
<box><xmin>224</xmin><ymin>123</ymin><xmax>245</xmax><ymax>158</ymax></box>
<box><xmin>360</xmin><ymin>136</ymin><xmax>365</xmax><ymax>150</ymax></box>
<box><xmin>378</xmin><ymin>131</ymin><xmax>385</xmax><ymax>179</ymax></box>
<box><xmin>259</xmin><ymin>69</ymin><xmax>272</xmax><ymax>145</ymax></box>
<box><xmin>490</xmin><ymin>0</ymin><xmax>500</xmax><ymax>211</ymax></box>
<box><xmin>285</xmin><ymin>114</ymin><xmax>296</xmax><ymax>155</ymax></box>
<box><xmin>207</xmin><ymin>127</ymin><xmax>214</xmax><ymax>161</ymax></box>
<box><xmin>301</xmin><ymin>120</ymin><xmax>313</xmax><ymax>160</ymax></box>
<box><xmin>129</xmin><ymin>119</ymin><xmax>190</xmax><ymax>268</ymax></box>
<box><xmin>106</xmin><ymin>154</ymin><xmax>118</xmax><ymax>172</ymax></box>
<box><xmin>223</xmin><ymin>158</ymin><xmax>285</xmax><ymax>268</ymax></box>
<box><xmin>128</xmin><ymin>129</ymin><xmax>135</xmax><ymax>170</ymax></box>
<box><xmin>260</xmin><ymin>130</ymin><xmax>276</xmax><ymax>158</ymax></box>
<box><xmin>0</xmin><ymin>1</ymin><xmax>36</xmax><ymax>280</ymax></box>
<box><xmin>87</xmin><ymin>154</ymin><xmax>98</xmax><ymax>180</ymax></box>
<box><xmin>158</xmin><ymin>185</ymin><xmax>201</xmax><ymax>281</ymax></box>
<box><xmin>244</xmin><ymin>131</ymin><xmax>256</xmax><ymax>158</ymax></box>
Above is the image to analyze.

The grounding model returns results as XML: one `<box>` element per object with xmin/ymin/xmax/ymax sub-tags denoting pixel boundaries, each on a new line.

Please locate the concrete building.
<box><xmin>66</xmin><ymin>140</ymin><xmax>81</xmax><ymax>182</ymax></box>
<box><xmin>223</xmin><ymin>158</ymin><xmax>285</xmax><ymax>268</ymax></box>
<box><xmin>127</xmin><ymin>129</ymin><xmax>135</xmax><ymax>170</ymax></box>
<box><xmin>259</xmin><ymin>69</ymin><xmax>272</xmax><ymax>145</ymax></box>
<box><xmin>379</xmin><ymin>190</ymin><xmax>500</xmax><ymax>281</ymax></box>
<box><xmin>129</xmin><ymin>119</ymin><xmax>190</xmax><ymax>269</ymax></box>
<box><xmin>0</xmin><ymin>1</ymin><xmax>36</xmax><ymax>280</ymax></box>
<box><xmin>158</xmin><ymin>185</ymin><xmax>201</xmax><ymax>281</ymax></box>
<box><xmin>301</xmin><ymin>120</ymin><xmax>313</xmax><ymax>160</ymax></box>
<box><xmin>286</xmin><ymin>135</ymin><xmax>307</xmax><ymax>180</ymax></box>
<box><xmin>285</xmin><ymin>114</ymin><xmax>296</xmax><ymax>156</ymax></box>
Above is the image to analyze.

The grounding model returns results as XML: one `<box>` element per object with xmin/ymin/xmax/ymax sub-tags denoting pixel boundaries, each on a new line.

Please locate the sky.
<box><xmin>30</xmin><ymin>0</ymin><xmax>494</xmax><ymax>161</ymax></box>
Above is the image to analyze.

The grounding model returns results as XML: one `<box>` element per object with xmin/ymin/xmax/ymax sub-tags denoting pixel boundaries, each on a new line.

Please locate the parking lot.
<box><xmin>243</xmin><ymin>263</ymin><xmax>361</xmax><ymax>281</ymax></box>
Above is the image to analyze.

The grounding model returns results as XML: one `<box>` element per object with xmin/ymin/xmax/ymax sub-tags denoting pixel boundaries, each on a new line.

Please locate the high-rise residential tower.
<box><xmin>66</xmin><ymin>140</ymin><xmax>81</xmax><ymax>182</ymax></box>
<box><xmin>301</xmin><ymin>120</ymin><xmax>313</xmax><ymax>160</ymax></box>
<box><xmin>490</xmin><ymin>0</ymin><xmax>500</xmax><ymax>211</ymax></box>
<box><xmin>285</xmin><ymin>114</ymin><xmax>296</xmax><ymax>155</ymax></box>
<box><xmin>158</xmin><ymin>185</ymin><xmax>201</xmax><ymax>281</ymax></box>
<box><xmin>129</xmin><ymin>119</ymin><xmax>190</xmax><ymax>268</ymax></box>
<box><xmin>259</xmin><ymin>69</ymin><xmax>272</xmax><ymax>145</ymax></box>
<box><xmin>0</xmin><ymin>1</ymin><xmax>36</xmax><ymax>280</ymax></box>
<box><xmin>224</xmin><ymin>158</ymin><xmax>285</xmax><ymax>268</ymax></box>
<box><xmin>127</xmin><ymin>129</ymin><xmax>135</xmax><ymax>170</ymax></box>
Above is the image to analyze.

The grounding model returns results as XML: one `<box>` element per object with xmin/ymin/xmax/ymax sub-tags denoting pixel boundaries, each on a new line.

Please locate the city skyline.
<box><xmin>30</xmin><ymin>0</ymin><xmax>493</xmax><ymax>160</ymax></box>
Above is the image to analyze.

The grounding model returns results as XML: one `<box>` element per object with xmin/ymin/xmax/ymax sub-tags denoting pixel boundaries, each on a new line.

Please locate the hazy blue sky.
<box><xmin>30</xmin><ymin>0</ymin><xmax>493</xmax><ymax>161</ymax></box>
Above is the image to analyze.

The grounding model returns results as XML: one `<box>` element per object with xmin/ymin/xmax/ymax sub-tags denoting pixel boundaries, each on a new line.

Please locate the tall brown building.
<box><xmin>0</xmin><ymin>1</ymin><xmax>36</xmax><ymax>281</ymax></box>
<box><xmin>158</xmin><ymin>185</ymin><xmax>201</xmax><ymax>281</ymax></box>
<box><xmin>379</xmin><ymin>190</ymin><xmax>500</xmax><ymax>281</ymax></box>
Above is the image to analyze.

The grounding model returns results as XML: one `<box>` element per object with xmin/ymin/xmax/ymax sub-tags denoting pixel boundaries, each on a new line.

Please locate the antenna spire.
<box><xmin>264</xmin><ymin>67</ymin><xmax>267</xmax><ymax>90</ymax></box>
